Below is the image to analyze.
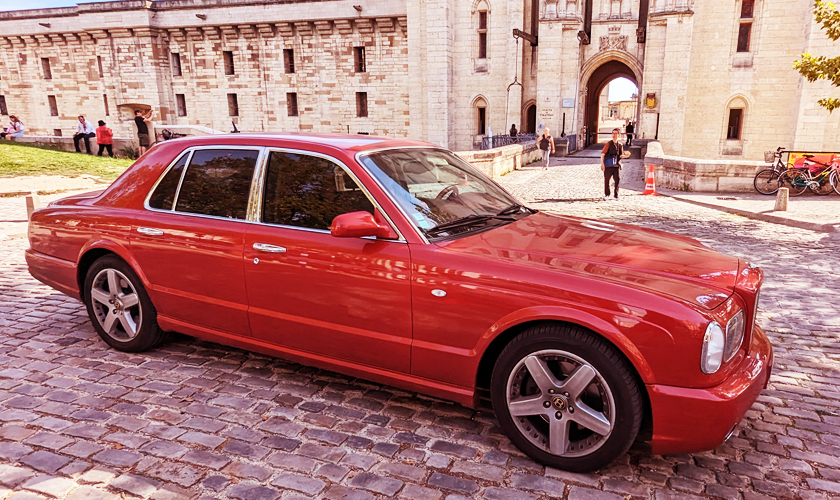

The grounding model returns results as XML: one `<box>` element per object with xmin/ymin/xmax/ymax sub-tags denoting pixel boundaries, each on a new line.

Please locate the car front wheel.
<box><xmin>491</xmin><ymin>324</ymin><xmax>642</xmax><ymax>472</ymax></box>
<box><xmin>83</xmin><ymin>255</ymin><xmax>165</xmax><ymax>352</ymax></box>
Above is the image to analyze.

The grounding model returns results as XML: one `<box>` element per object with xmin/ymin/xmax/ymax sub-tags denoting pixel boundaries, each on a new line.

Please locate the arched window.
<box><xmin>725</xmin><ymin>97</ymin><xmax>747</xmax><ymax>141</ymax></box>
<box><xmin>474</xmin><ymin>97</ymin><xmax>488</xmax><ymax>135</ymax></box>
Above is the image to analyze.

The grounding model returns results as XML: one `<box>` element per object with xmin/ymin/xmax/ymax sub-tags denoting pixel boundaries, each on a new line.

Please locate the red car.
<box><xmin>26</xmin><ymin>134</ymin><xmax>772</xmax><ymax>472</ymax></box>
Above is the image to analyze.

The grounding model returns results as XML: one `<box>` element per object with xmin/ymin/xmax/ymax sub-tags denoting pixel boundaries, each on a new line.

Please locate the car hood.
<box><xmin>438</xmin><ymin>212</ymin><xmax>739</xmax><ymax>309</ymax></box>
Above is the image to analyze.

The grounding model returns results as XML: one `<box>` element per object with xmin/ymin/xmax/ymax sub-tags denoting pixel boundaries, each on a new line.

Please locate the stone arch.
<box><xmin>579</xmin><ymin>52</ymin><xmax>642</xmax><ymax>146</ymax></box>
<box><xmin>722</xmin><ymin>93</ymin><xmax>752</xmax><ymax>146</ymax></box>
<box><xmin>522</xmin><ymin>99</ymin><xmax>537</xmax><ymax>134</ymax></box>
<box><xmin>471</xmin><ymin>0</ymin><xmax>491</xmax><ymax>14</ymax></box>
<box><xmin>472</xmin><ymin>95</ymin><xmax>489</xmax><ymax>135</ymax></box>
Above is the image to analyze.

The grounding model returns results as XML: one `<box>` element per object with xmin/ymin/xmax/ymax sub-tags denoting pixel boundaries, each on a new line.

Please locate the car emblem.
<box><xmin>551</xmin><ymin>396</ymin><xmax>568</xmax><ymax>411</ymax></box>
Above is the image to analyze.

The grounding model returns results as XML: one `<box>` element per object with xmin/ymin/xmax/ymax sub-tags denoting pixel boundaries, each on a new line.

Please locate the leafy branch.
<box><xmin>794</xmin><ymin>1</ymin><xmax>840</xmax><ymax>112</ymax></box>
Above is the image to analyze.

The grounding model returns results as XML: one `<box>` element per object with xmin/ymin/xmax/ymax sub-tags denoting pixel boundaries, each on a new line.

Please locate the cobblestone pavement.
<box><xmin>1</xmin><ymin>160</ymin><xmax>839</xmax><ymax>500</ymax></box>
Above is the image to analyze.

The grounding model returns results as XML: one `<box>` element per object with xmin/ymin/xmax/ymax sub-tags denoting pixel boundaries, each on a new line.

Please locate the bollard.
<box><xmin>25</xmin><ymin>192</ymin><xmax>41</xmax><ymax>220</ymax></box>
<box><xmin>774</xmin><ymin>187</ymin><xmax>789</xmax><ymax>211</ymax></box>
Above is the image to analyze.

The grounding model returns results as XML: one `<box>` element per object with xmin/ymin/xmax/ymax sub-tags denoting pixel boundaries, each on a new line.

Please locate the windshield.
<box><xmin>358</xmin><ymin>148</ymin><xmax>527</xmax><ymax>238</ymax></box>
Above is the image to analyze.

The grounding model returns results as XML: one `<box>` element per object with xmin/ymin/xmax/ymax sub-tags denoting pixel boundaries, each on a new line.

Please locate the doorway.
<box><xmin>524</xmin><ymin>104</ymin><xmax>536</xmax><ymax>134</ymax></box>
<box><xmin>583</xmin><ymin>60</ymin><xmax>638</xmax><ymax>147</ymax></box>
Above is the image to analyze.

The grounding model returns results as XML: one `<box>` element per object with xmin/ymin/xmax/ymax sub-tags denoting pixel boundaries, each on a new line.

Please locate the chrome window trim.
<box><xmin>142</xmin><ymin>149</ymin><xmax>192</xmax><ymax>211</ymax></box>
<box><xmin>170</xmin><ymin>149</ymin><xmax>194</xmax><ymax>211</ymax></box>
<box><xmin>256</xmin><ymin>147</ymin><xmax>406</xmax><ymax>242</ymax></box>
<box><xmin>246</xmin><ymin>148</ymin><xmax>270</xmax><ymax>222</ymax></box>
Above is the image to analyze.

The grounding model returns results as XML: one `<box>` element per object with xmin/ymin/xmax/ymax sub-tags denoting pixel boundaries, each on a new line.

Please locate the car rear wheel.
<box><xmin>490</xmin><ymin>324</ymin><xmax>642</xmax><ymax>472</ymax></box>
<box><xmin>83</xmin><ymin>255</ymin><xmax>165</xmax><ymax>352</ymax></box>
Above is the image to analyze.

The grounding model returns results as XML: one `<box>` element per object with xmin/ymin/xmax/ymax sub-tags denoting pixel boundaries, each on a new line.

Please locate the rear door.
<box><xmin>130</xmin><ymin>147</ymin><xmax>263</xmax><ymax>336</ymax></box>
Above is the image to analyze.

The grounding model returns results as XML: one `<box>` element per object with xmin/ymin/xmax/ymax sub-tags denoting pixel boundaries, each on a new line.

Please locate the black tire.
<box><xmin>490</xmin><ymin>324</ymin><xmax>642</xmax><ymax>473</ymax></box>
<box><xmin>83</xmin><ymin>255</ymin><xmax>166</xmax><ymax>352</ymax></box>
<box><xmin>753</xmin><ymin>168</ymin><xmax>781</xmax><ymax>195</ymax></box>
<box><xmin>780</xmin><ymin>170</ymin><xmax>809</xmax><ymax>196</ymax></box>
<box><xmin>831</xmin><ymin>172</ymin><xmax>840</xmax><ymax>196</ymax></box>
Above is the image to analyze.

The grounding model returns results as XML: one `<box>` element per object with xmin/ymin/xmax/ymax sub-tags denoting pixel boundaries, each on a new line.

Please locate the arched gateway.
<box><xmin>580</xmin><ymin>56</ymin><xmax>641</xmax><ymax>148</ymax></box>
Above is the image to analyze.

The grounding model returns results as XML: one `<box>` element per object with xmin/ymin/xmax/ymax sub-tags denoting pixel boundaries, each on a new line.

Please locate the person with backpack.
<box><xmin>600</xmin><ymin>128</ymin><xmax>627</xmax><ymax>200</ymax></box>
<box><xmin>538</xmin><ymin>127</ymin><xmax>555</xmax><ymax>170</ymax></box>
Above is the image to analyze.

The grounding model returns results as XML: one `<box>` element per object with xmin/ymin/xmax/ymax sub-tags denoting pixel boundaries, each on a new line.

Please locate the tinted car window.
<box><xmin>148</xmin><ymin>152</ymin><xmax>189</xmax><ymax>210</ymax></box>
<box><xmin>175</xmin><ymin>149</ymin><xmax>259</xmax><ymax>219</ymax></box>
<box><xmin>262</xmin><ymin>151</ymin><xmax>374</xmax><ymax>230</ymax></box>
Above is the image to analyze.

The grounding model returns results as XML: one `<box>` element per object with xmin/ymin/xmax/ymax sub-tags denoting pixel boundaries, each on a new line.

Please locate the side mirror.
<box><xmin>330</xmin><ymin>211</ymin><xmax>394</xmax><ymax>239</ymax></box>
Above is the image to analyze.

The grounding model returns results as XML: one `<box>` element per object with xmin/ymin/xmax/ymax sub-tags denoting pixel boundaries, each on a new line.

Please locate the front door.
<box><xmin>243</xmin><ymin>150</ymin><xmax>412</xmax><ymax>373</ymax></box>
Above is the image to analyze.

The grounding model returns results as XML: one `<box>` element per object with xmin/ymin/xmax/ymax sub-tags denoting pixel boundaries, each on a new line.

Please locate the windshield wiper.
<box><xmin>497</xmin><ymin>203</ymin><xmax>534</xmax><ymax>216</ymax></box>
<box><xmin>427</xmin><ymin>212</ymin><xmax>519</xmax><ymax>235</ymax></box>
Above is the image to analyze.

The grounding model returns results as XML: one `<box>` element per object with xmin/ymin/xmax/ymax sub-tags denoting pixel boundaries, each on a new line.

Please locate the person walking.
<box><xmin>625</xmin><ymin>121</ymin><xmax>634</xmax><ymax>146</ymax></box>
<box><xmin>600</xmin><ymin>128</ymin><xmax>628</xmax><ymax>200</ymax></box>
<box><xmin>73</xmin><ymin>115</ymin><xmax>96</xmax><ymax>154</ymax></box>
<box><xmin>95</xmin><ymin>120</ymin><xmax>114</xmax><ymax>157</ymax></box>
<box><xmin>134</xmin><ymin>108</ymin><xmax>154</xmax><ymax>155</ymax></box>
<box><xmin>538</xmin><ymin>127</ymin><xmax>555</xmax><ymax>170</ymax></box>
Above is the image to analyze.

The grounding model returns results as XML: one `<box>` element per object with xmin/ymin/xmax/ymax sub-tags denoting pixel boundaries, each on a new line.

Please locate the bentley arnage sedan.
<box><xmin>27</xmin><ymin>133</ymin><xmax>772</xmax><ymax>472</ymax></box>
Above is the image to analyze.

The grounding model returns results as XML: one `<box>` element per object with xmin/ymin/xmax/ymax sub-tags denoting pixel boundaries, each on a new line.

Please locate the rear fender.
<box><xmin>76</xmin><ymin>239</ymin><xmax>155</xmax><ymax>301</ymax></box>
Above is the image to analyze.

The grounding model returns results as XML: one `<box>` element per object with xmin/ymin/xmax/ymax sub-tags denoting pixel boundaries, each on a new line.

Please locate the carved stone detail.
<box><xmin>599</xmin><ymin>34</ymin><xmax>627</xmax><ymax>51</ymax></box>
<box><xmin>542</xmin><ymin>0</ymin><xmax>559</xmax><ymax>20</ymax></box>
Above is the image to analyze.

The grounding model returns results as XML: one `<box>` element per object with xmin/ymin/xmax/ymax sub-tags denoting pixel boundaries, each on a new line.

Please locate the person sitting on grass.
<box><xmin>95</xmin><ymin>120</ymin><xmax>114</xmax><ymax>157</ymax></box>
<box><xmin>1</xmin><ymin>116</ymin><xmax>24</xmax><ymax>140</ymax></box>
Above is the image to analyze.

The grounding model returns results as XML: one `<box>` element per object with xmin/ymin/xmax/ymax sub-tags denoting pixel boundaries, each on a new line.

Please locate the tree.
<box><xmin>794</xmin><ymin>1</ymin><xmax>840</xmax><ymax>112</ymax></box>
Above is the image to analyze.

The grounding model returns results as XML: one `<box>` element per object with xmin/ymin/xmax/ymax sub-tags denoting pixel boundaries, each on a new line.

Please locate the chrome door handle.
<box><xmin>253</xmin><ymin>243</ymin><xmax>287</xmax><ymax>253</ymax></box>
<box><xmin>137</xmin><ymin>227</ymin><xmax>163</xmax><ymax>236</ymax></box>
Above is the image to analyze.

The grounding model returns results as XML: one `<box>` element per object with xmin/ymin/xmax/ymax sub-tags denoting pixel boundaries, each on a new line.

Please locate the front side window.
<box><xmin>262</xmin><ymin>151</ymin><xmax>374</xmax><ymax>230</ymax></box>
<box><xmin>175</xmin><ymin>149</ymin><xmax>258</xmax><ymax>219</ymax></box>
<box><xmin>358</xmin><ymin>148</ymin><xmax>525</xmax><ymax>239</ymax></box>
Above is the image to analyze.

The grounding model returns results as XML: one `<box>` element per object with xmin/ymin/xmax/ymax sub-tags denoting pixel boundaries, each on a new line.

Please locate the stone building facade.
<box><xmin>0</xmin><ymin>0</ymin><xmax>837</xmax><ymax>160</ymax></box>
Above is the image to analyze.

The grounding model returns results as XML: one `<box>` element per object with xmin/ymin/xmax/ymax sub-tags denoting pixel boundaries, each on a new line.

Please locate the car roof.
<box><xmin>159</xmin><ymin>132</ymin><xmax>440</xmax><ymax>154</ymax></box>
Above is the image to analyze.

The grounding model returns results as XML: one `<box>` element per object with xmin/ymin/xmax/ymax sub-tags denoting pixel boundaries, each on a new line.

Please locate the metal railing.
<box><xmin>480</xmin><ymin>133</ymin><xmax>537</xmax><ymax>150</ymax></box>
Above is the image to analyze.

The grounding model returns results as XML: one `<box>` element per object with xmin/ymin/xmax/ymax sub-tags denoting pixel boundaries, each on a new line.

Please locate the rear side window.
<box><xmin>175</xmin><ymin>149</ymin><xmax>259</xmax><ymax>219</ymax></box>
<box><xmin>148</xmin><ymin>153</ymin><xmax>189</xmax><ymax>210</ymax></box>
<box><xmin>262</xmin><ymin>151</ymin><xmax>374</xmax><ymax>230</ymax></box>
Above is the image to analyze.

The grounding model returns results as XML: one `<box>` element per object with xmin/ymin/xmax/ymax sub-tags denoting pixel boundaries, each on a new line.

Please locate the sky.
<box><xmin>0</xmin><ymin>0</ymin><xmax>108</xmax><ymax>10</ymax></box>
<box><xmin>608</xmin><ymin>77</ymin><xmax>639</xmax><ymax>102</ymax></box>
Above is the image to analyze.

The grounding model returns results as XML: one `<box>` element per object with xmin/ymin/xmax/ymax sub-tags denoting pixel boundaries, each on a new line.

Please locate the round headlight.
<box><xmin>724</xmin><ymin>310</ymin><xmax>746</xmax><ymax>362</ymax></box>
<box><xmin>701</xmin><ymin>321</ymin><xmax>725</xmax><ymax>374</ymax></box>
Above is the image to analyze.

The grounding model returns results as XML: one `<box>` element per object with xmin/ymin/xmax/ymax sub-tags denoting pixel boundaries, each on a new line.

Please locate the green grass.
<box><xmin>0</xmin><ymin>140</ymin><xmax>134</xmax><ymax>181</ymax></box>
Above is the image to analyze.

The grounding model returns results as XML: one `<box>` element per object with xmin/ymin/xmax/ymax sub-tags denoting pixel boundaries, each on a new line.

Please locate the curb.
<box><xmin>656</xmin><ymin>191</ymin><xmax>840</xmax><ymax>234</ymax></box>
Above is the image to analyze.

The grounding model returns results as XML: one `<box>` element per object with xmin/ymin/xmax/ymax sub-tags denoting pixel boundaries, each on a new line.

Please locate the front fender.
<box><xmin>475</xmin><ymin>305</ymin><xmax>662</xmax><ymax>386</ymax></box>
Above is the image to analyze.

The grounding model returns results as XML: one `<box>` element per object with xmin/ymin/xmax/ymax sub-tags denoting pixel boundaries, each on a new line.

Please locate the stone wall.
<box><xmin>645</xmin><ymin>140</ymin><xmax>765</xmax><ymax>192</ymax></box>
<box><xmin>457</xmin><ymin>141</ymin><xmax>541</xmax><ymax>180</ymax></box>
<box><xmin>0</xmin><ymin>0</ymin><xmax>408</xmax><ymax>143</ymax></box>
<box><xmin>10</xmin><ymin>136</ymin><xmax>135</xmax><ymax>155</ymax></box>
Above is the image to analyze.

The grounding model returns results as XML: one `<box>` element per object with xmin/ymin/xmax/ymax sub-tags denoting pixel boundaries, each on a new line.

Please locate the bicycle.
<box><xmin>753</xmin><ymin>147</ymin><xmax>788</xmax><ymax>195</ymax></box>
<box><xmin>778</xmin><ymin>154</ymin><xmax>840</xmax><ymax>196</ymax></box>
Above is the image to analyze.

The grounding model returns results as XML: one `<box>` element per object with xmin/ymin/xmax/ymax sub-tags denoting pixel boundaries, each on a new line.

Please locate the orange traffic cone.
<box><xmin>643</xmin><ymin>164</ymin><xmax>657</xmax><ymax>195</ymax></box>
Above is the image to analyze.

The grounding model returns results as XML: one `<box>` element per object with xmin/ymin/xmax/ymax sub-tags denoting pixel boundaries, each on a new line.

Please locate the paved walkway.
<box><xmin>1</xmin><ymin>162</ymin><xmax>839</xmax><ymax>499</ymax></box>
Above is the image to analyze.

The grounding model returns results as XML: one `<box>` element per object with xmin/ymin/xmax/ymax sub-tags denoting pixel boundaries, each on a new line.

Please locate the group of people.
<box><xmin>73</xmin><ymin>109</ymin><xmax>153</xmax><ymax>157</ymax></box>
<box><xmin>0</xmin><ymin>115</ymin><xmax>24</xmax><ymax>140</ymax></box>
<box><xmin>1</xmin><ymin>107</ymin><xmax>154</xmax><ymax>158</ymax></box>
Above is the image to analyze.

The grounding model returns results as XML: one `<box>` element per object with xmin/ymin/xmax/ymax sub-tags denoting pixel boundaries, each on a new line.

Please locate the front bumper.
<box><xmin>647</xmin><ymin>324</ymin><xmax>773</xmax><ymax>455</ymax></box>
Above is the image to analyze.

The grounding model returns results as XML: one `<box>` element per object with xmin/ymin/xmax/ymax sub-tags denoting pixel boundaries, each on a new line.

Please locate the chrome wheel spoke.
<box><xmin>119</xmin><ymin>314</ymin><xmax>138</xmax><ymax>338</ymax></box>
<box><xmin>549</xmin><ymin>417</ymin><xmax>570</xmax><ymax>455</ymax></box>
<box><xmin>509</xmin><ymin>394</ymin><xmax>547</xmax><ymax>417</ymax></box>
<box><xmin>120</xmin><ymin>293</ymin><xmax>139</xmax><ymax>308</ymax></box>
<box><xmin>560</xmin><ymin>364</ymin><xmax>596</xmax><ymax>399</ymax></box>
<box><xmin>102</xmin><ymin>310</ymin><xmax>119</xmax><ymax>334</ymax></box>
<box><xmin>90</xmin><ymin>288</ymin><xmax>111</xmax><ymax>307</ymax></box>
<box><xmin>524</xmin><ymin>355</ymin><xmax>560</xmax><ymax>393</ymax></box>
<box><xmin>572</xmin><ymin>401</ymin><xmax>612</xmax><ymax>436</ymax></box>
<box><xmin>107</xmin><ymin>269</ymin><xmax>120</xmax><ymax>295</ymax></box>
